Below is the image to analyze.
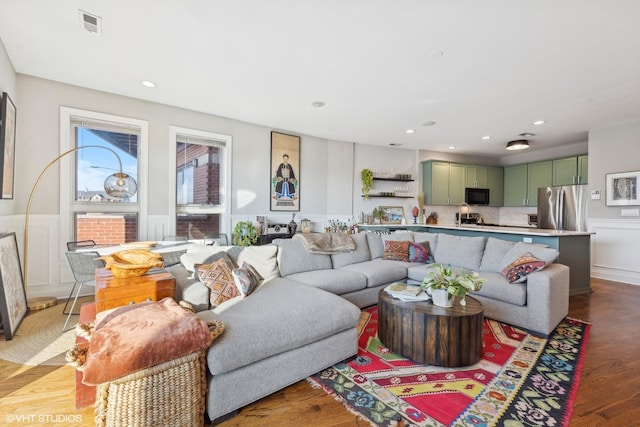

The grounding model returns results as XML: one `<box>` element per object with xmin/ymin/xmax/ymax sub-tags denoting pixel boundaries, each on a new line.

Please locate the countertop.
<box><xmin>357</xmin><ymin>223</ymin><xmax>593</xmax><ymax>237</ymax></box>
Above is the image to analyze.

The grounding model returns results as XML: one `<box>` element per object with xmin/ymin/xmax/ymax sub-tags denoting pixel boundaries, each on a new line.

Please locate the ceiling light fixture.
<box><xmin>505</xmin><ymin>139</ymin><xmax>530</xmax><ymax>151</ymax></box>
<box><xmin>141</xmin><ymin>80</ymin><xmax>157</xmax><ymax>88</ymax></box>
<box><xmin>448</xmin><ymin>146</ymin><xmax>456</xmax><ymax>150</ymax></box>
<box><xmin>482</xmin><ymin>136</ymin><xmax>491</xmax><ymax>140</ymax></box>
<box><xmin>422</xmin><ymin>121</ymin><xmax>436</xmax><ymax>127</ymax></box>
<box><xmin>310</xmin><ymin>101</ymin><xmax>325</xmax><ymax>108</ymax></box>
<box><xmin>519</xmin><ymin>132</ymin><xmax>535</xmax><ymax>137</ymax></box>
<box><xmin>389</xmin><ymin>143</ymin><xmax>402</xmax><ymax>146</ymax></box>
<box><xmin>406</xmin><ymin>129</ymin><xmax>415</xmax><ymax>134</ymax></box>
<box><xmin>533</xmin><ymin>120</ymin><xmax>545</xmax><ymax>125</ymax></box>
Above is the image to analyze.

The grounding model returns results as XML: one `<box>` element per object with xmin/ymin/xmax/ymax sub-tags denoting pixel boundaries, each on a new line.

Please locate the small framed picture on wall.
<box><xmin>606</xmin><ymin>171</ymin><xmax>640</xmax><ymax>206</ymax></box>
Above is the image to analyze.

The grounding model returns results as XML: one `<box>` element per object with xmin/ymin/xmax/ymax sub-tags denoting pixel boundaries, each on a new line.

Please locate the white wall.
<box><xmin>588</xmin><ymin>120</ymin><xmax>640</xmax><ymax>285</ymax></box>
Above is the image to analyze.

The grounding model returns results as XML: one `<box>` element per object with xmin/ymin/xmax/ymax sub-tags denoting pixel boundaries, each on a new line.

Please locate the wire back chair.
<box><xmin>62</xmin><ymin>251</ymin><xmax>105</xmax><ymax>331</ymax></box>
<box><xmin>66</xmin><ymin>239</ymin><xmax>97</xmax><ymax>251</ymax></box>
<box><xmin>203</xmin><ymin>233</ymin><xmax>229</xmax><ymax>246</ymax></box>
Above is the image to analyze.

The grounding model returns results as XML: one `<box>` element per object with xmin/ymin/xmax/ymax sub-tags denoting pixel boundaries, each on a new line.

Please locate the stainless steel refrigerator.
<box><xmin>537</xmin><ymin>185</ymin><xmax>588</xmax><ymax>231</ymax></box>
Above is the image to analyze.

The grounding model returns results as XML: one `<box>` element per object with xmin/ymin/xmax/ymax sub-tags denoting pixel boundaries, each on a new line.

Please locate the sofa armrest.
<box><xmin>525</xmin><ymin>263</ymin><xmax>570</xmax><ymax>335</ymax></box>
<box><xmin>166</xmin><ymin>264</ymin><xmax>210</xmax><ymax>312</ymax></box>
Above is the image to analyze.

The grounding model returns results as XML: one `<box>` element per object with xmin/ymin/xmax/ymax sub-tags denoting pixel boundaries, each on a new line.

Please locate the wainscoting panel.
<box><xmin>590</xmin><ymin>218</ymin><xmax>640</xmax><ymax>286</ymax></box>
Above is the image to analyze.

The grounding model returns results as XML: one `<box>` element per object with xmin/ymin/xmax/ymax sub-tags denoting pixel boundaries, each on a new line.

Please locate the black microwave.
<box><xmin>465</xmin><ymin>188</ymin><xmax>490</xmax><ymax>205</ymax></box>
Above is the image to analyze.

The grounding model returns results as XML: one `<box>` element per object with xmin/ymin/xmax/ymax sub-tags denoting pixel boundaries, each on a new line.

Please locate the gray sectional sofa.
<box><xmin>168</xmin><ymin>230</ymin><xmax>570</xmax><ymax>423</ymax></box>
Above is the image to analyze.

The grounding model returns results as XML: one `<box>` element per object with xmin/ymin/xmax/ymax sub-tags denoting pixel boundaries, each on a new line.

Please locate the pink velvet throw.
<box><xmin>82</xmin><ymin>298</ymin><xmax>212</xmax><ymax>385</ymax></box>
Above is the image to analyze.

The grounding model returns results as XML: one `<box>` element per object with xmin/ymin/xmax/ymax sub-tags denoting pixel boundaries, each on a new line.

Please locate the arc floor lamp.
<box><xmin>24</xmin><ymin>145</ymin><xmax>137</xmax><ymax>310</ymax></box>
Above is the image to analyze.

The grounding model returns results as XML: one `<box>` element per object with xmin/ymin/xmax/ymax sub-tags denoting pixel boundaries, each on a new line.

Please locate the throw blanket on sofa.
<box><xmin>293</xmin><ymin>233</ymin><xmax>356</xmax><ymax>254</ymax></box>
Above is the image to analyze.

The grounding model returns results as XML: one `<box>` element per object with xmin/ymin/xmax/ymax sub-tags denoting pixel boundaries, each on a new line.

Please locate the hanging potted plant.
<box><xmin>421</xmin><ymin>264</ymin><xmax>486</xmax><ymax>307</ymax></box>
<box><xmin>232</xmin><ymin>221</ymin><xmax>259</xmax><ymax>246</ymax></box>
<box><xmin>361</xmin><ymin>168</ymin><xmax>374</xmax><ymax>199</ymax></box>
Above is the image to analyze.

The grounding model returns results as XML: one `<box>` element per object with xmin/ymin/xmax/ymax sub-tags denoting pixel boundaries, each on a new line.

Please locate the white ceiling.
<box><xmin>1</xmin><ymin>1</ymin><xmax>640</xmax><ymax>157</ymax></box>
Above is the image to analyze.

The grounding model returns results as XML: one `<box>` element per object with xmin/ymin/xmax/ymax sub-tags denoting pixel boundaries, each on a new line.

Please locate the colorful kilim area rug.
<box><xmin>309</xmin><ymin>307</ymin><xmax>590</xmax><ymax>427</ymax></box>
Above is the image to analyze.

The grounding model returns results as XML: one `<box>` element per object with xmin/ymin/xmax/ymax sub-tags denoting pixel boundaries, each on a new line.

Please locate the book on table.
<box><xmin>385</xmin><ymin>283</ymin><xmax>431</xmax><ymax>302</ymax></box>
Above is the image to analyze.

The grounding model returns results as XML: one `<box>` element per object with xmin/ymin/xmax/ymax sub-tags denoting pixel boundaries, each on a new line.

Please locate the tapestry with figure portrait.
<box><xmin>270</xmin><ymin>131</ymin><xmax>300</xmax><ymax>211</ymax></box>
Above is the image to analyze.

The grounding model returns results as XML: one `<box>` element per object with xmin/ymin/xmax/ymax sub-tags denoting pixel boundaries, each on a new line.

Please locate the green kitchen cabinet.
<box><xmin>486</xmin><ymin>166</ymin><xmax>503</xmax><ymax>206</ymax></box>
<box><xmin>503</xmin><ymin>161</ymin><xmax>551</xmax><ymax>207</ymax></box>
<box><xmin>422</xmin><ymin>161</ymin><xmax>465</xmax><ymax>205</ymax></box>
<box><xmin>465</xmin><ymin>165</ymin><xmax>488</xmax><ymax>188</ymax></box>
<box><xmin>553</xmin><ymin>155</ymin><xmax>588</xmax><ymax>185</ymax></box>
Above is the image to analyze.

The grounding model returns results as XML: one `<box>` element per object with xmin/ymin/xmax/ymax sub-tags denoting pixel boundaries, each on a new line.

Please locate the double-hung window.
<box><xmin>169</xmin><ymin>126</ymin><xmax>231</xmax><ymax>239</ymax></box>
<box><xmin>60</xmin><ymin>107</ymin><xmax>148</xmax><ymax>244</ymax></box>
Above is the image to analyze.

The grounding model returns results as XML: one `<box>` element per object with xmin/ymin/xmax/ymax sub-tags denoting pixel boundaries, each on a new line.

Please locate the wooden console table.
<box><xmin>378</xmin><ymin>289</ymin><xmax>484</xmax><ymax>367</ymax></box>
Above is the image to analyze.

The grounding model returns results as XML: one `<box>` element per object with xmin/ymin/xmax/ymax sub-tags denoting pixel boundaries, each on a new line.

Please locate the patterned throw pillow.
<box><xmin>193</xmin><ymin>252</ymin><xmax>234</xmax><ymax>281</ymax></box>
<box><xmin>382</xmin><ymin>240</ymin><xmax>410</xmax><ymax>262</ymax></box>
<box><xmin>408</xmin><ymin>241</ymin><xmax>433</xmax><ymax>263</ymax></box>
<box><xmin>232</xmin><ymin>262</ymin><xmax>263</xmax><ymax>297</ymax></box>
<box><xmin>501</xmin><ymin>252</ymin><xmax>548</xmax><ymax>283</ymax></box>
<box><xmin>197</xmin><ymin>258</ymin><xmax>238</xmax><ymax>307</ymax></box>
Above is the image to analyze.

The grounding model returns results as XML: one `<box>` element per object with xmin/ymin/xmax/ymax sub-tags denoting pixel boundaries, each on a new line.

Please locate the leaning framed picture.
<box><xmin>0</xmin><ymin>232</ymin><xmax>27</xmax><ymax>340</ymax></box>
<box><xmin>380</xmin><ymin>206</ymin><xmax>405</xmax><ymax>224</ymax></box>
<box><xmin>270</xmin><ymin>131</ymin><xmax>300</xmax><ymax>211</ymax></box>
<box><xmin>606</xmin><ymin>171</ymin><xmax>640</xmax><ymax>206</ymax></box>
<box><xmin>0</xmin><ymin>92</ymin><xmax>16</xmax><ymax>200</ymax></box>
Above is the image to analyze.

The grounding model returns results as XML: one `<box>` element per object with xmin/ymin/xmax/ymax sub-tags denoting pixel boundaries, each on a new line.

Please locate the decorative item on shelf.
<box><xmin>288</xmin><ymin>213</ymin><xmax>297</xmax><ymax>234</ymax></box>
<box><xmin>421</xmin><ymin>264</ymin><xmax>486</xmax><ymax>307</ymax></box>
<box><xmin>427</xmin><ymin>211</ymin><xmax>438</xmax><ymax>224</ymax></box>
<box><xmin>301</xmin><ymin>219</ymin><xmax>312</xmax><ymax>233</ymax></box>
<box><xmin>232</xmin><ymin>221</ymin><xmax>259</xmax><ymax>246</ymax></box>
<box><xmin>372</xmin><ymin>207</ymin><xmax>384</xmax><ymax>224</ymax></box>
<box><xmin>361</xmin><ymin>168</ymin><xmax>374</xmax><ymax>199</ymax></box>
<box><xmin>412</xmin><ymin>206</ymin><xmax>419</xmax><ymax>224</ymax></box>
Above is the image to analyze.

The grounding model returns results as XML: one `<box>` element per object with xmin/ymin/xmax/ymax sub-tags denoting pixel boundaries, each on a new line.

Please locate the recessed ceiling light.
<box><xmin>533</xmin><ymin>120</ymin><xmax>545</xmax><ymax>125</ymax></box>
<box><xmin>422</xmin><ymin>121</ymin><xmax>436</xmax><ymax>127</ymax></box>
<box><xmin>310</xmin><ymin>101</ymin><xmax>325</xmax><ymax>108</ymax></box>
<box><xmin>427</xmin><ymin>50</ymin><xmax>444</xmax><ymax>60</ymax></box>
<box><xmin>141</xmin><ymin>80</ymin><xmax>157</xmax><ymax>88</ymax></box>
<box><xmin>482</xmin><ymin>136</ymin><xmax>491</xmax><ymax>140</ymax></box>
<box><xmin>448</xmin><ymin>146</ymin><xmax>456</xmax><ymax>150</ymax></box>
<box><xmin>389</xmin><ymin>143</ymin><xmax>402</xmax><ymax>146</ymax></box>
<box><xmin>406</xmin><ymin>129</ymin><xmax>415</xmax><ymax>134</ymax></box>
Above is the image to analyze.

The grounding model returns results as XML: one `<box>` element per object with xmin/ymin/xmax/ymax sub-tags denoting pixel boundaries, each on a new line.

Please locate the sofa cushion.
<box><xmin>382</xmin><ymin>240</ymin><xmax>410</xmax><ymax>261</ymax></box>
<box><xmin>285</xmin><ymin>269</ymin><xmax>367</xmax><ymax>294</ymax></box>
<box><xmin>232</xmin><ymin>262</ymin><xmax>262</xmax><ymax>297</ymax></box>
<box><xmin>502</xmin><ymin>252</ymin><xmax>548</xmax><ymax>283</ymax></box>
<box><xmin>433</xmin><ymin>233</ymin><xmax>487</xmax><ymax>271</ymax></box>
<box><xmin>339</xmin><ymin>259</ymin><xmax>407</xmax><ymax>287</ymax></box>
<box><xmin>411</xmin><ymin>232</ymin><xmax>439</xmax><ymax>254</ymax></box>
<box><xmin>472</xmin><ymin>271</ymin><xmax>527</xmax><ymax>306</ymax></box>
<box><xmin>180</xmin><ymin>244</ymin><xmax>279</xmax><ymax>280</ymax></box>
<box><xmin>198</xmin><ymin>258</ymin><xmax>239</xmax><ymax>307</ymax></box>
<box><xmin>273</xmin><ymin>238</ymin><xmax>332</xmax><ymax>276</ymax></box>
<box><xmin>408</xmin><ymin>241</ymin><xmax>433</xmax><ymax>263</ymax></box>
<box><xmin>479</xmin><ymin>237</ymin><xmax>517</xmax><ymax>272</ymax></box>
<box><xmin>331</xmin><ymin>232</ymin><xmax>371</xmax><ymax>268</ymax></box>
<box><xmin>498</xmin><ymin>242</ymin><xmax>559</xmax><ymax>272</ymax></box>
<box><xmin>197</xmin><ymin>278</ymin><xmax>360</xmax><ymax>376</ymax></box>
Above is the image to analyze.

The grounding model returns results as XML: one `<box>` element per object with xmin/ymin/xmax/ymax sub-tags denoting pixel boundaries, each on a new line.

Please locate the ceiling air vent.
<box><xmin>78</xmin><ymin>10</ymin><xmax>102</xmax><ymax>35</ymax></box>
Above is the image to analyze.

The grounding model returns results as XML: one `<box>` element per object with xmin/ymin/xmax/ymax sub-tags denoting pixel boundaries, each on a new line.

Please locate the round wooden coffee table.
<box><xmin>378</xmin><ymin>289</ymin><xmax>484</xmax><ymax>367</ymax></box>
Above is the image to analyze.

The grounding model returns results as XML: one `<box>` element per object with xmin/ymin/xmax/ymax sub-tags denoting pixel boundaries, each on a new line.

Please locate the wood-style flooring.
<box><xmin>1</xmin><ymin>278</ymin><xmax>638</xmax><ymax>426</ymax></box>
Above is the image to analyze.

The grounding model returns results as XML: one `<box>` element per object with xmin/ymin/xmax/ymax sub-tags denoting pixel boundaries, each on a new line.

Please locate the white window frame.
<box><xmin>168</xmin><ymin>126</ymin><xmax>232</xmax><ymax>237</ymax></box>
<box><xmin>59</xmin><ymin>107</ymin><xmax>149</xmax><ymax>243</ymax></box>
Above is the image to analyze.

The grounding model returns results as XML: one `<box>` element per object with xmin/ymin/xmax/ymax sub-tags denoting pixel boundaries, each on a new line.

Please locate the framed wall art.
<box><xmin>380</xmin><ymin>206</ymin><xmax>405</xmax><ymax>224</ymax></box>
<box><xmin>606</xmin><ymin>171</ymin><xmax>640</xmax><ymax>206</ymax></box>
<box><xmin>0</xmin><ymin>92</ymin><xmax>16</xmax><ymax>200</ymax></box>
<box><xmin>0</xmin><ymin>232</ymin><xmax>27</xmax><ymax>340</ymax></box>
<box><xmin>270</xmin><ymin>131</ymin><xmax>300</xmax><ymax>211</ymax></box>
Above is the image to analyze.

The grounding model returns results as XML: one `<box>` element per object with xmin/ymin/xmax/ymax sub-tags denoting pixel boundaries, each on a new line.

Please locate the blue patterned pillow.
<box><xmin>232</xmin><ymin>262</ymin><xmax>262</xmax><ymax>297</ymax></box>
<box><xmin>408</xmin><ymin>241</ymin><xmax>433</xmax><ymax>263</ymax></box>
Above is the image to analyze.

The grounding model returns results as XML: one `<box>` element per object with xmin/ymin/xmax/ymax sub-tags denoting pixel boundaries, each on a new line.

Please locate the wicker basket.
<box><xmin>95</xmin><ymin>350</ymin><xmax>207</xmax><ymax>427</ymax></box>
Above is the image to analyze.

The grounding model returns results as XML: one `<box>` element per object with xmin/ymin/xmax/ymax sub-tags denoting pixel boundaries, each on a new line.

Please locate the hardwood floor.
<box><xmin>1</xmin><ymin>278</ymin><xmax>638</xmax><ymax>426</ymax></box>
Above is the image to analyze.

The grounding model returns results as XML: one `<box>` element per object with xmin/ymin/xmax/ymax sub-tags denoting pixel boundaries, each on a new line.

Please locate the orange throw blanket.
<box><xmin>81</xmin><ymin>298</ymin><xmax>212</xmax><ymax>385</ymax></box>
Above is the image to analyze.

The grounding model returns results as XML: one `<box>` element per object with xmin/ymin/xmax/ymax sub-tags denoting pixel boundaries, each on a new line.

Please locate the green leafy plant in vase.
<box><xmin>361</xmin><ymin>168</ymin><xmax>374</xmax><ymax>199</ymax></box>
<box><xmin>232</xmin><ymin>221</ymin><xmax>258</xmax><ymax>246</ymax></box>
<box><xmin>420</xmin><ymin>264</ymin><xmax>486</xmax><ymax>307</ymax></box>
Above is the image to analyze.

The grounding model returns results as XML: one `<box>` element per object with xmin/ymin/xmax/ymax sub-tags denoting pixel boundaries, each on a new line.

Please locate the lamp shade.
<box><xmin>506</xmin><ymin>139</ymin><xmax>530</xmax><ymax>151</ymax></box>
<box><xmin>104</xmin><ymin>172</ymin><xmax>137</xmax><ymax>198</ymax></box>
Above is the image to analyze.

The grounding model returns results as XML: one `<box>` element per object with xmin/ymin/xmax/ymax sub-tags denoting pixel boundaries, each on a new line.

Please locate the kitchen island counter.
<box><xmin>358</xmin><ymin>223</ymin><xmax>592</xmax><ymax>295</ymax></box>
